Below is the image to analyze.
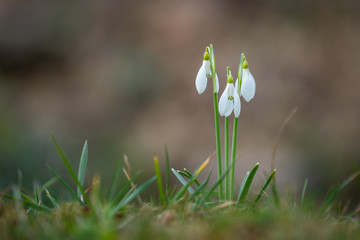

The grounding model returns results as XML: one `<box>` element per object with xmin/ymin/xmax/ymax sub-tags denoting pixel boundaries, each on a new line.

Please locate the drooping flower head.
<box><xmin>219</xmin><ymin>72</ymin><xmax>241</xmax><ymax>117</ymax></box>
<box><xmin>195</xmin><ymin>50</ymin><xmax>219</xmax><ymax>94</ymax></box>
<box><xmin>235</xmin><ymin>60</ymin><xmax>256</xmax><ymax>102</ymax></box>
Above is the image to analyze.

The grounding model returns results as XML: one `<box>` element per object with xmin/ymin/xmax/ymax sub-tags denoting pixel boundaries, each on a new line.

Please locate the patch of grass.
<box><xmin>0</xmin><ymin>139</ymin><xmax>359</xmax><ymax>240</ymax></box>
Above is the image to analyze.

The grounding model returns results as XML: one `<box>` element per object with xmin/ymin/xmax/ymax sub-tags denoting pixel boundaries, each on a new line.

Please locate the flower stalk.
<box><xmin>229</xmin><ymin>53</ymin><xmax>245</xmax><ymax>200</ymax></box>
<box><xmin>209</xmin><ymin>44</ymin><xmax>223</xmax><ymax>201</ymax></box>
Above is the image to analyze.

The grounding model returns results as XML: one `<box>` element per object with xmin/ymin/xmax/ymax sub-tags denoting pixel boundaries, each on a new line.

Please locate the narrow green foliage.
<box><xmin>238</xmin><ymin>163</ymin><xmax>259</xmax><ymax>201</ymax></box>
<box><xmin>238</xmin><ymin>171</ymin><xmax>250</xmax><ymax>201</ymax></box>
<box><xmin>35</xmin><ymin>187</ymin><xmax>40</xmax><ymax>205</ymax></box>
<box><xmin>164</xmin><ymin>144</ymin><xmax>170</xmax><ymax>198</ymax></box>
<box><xmin>171</xmin><ymin>169</ymin><xmax>195</xmax><ymax>196</ymax></box>
<box><xmin>77</xmin><ymin>140</ymin><xmax>88</xmax><ymax>200</ymax></box>
<box><xmin>108</xmin><ymin>160</ymin><xmax>124</xmax><ymax>201</ymax></box>
<box><xmin>183</xmin><ymin>169</ymin><xmax>201</xmax><ymax>186</ymax></box>
<box><xmin>153</xmin><ymin>156</ymin><xmax>166</xmax><ymax>205</ymax></box>
<box><xmin>113</xmin><ymin>172</ymin><xmax>140</xmax><ymax>204</ymax></box>
<box><xmin>45</xmin><ymin>190</ymin><xmax>58</xmax><ymax>208</ymax></box>
<box><xmin>200</xmin><ymin>161</ymin><xmax>235</xmax><ymax>205</ymax></box>
<box><xmin>177</xmin><ymin>170</ymin><xmax>200</xmax><ymax>187</ymax></box>
<box><xmin>20</xmin><ymin>192</ymin><xmax>51</xmax><ymax>212</ymax></box>
<box><xmin>172</xmin><ymin>157</ymin><xmax>210</xmax><ymax>201</ymax></box>
<box><xmin>301</xmin><ymin>178</ymin><xmax>308</xmax><ymax>206</ymax></box>
<box><xmin>110</xmin><ymin>176</ymin><xmax>156</xmax><ymax>215</ymax></box>
<box><xmin>38</xmin><ymin>177</ymin><xmax>57</xmax><ymax>195</ymax></box>
<box><xmin>50</xmin><ymin>136</ymin><xmax>93</xmax><ymax>210</ymax></box>
<box><xmin>321</xmin><ymin>170</ymin><xmax>360</xmax><ymax>215</ymax></box>
<box><xmin>255</xmin><ymin>169</ymin><xmax>276</xmax><ymax>203</ymax></box>
<box><xmin>48</xmin><ymin>166</ymin><xmax>82</xmax><ymax>204</ymax></box>
<box><xmin>177</xmin><ymin>170</ymin><xmax>191</xmax><ymax>179</ymax></box>
<box><xmin>188</xmin><ymin>169</ymin><xmax>213</xmax><ymax>202</ymax></box>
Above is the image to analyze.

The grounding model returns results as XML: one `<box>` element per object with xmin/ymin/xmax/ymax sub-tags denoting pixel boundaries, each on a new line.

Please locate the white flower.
<box><xmin>195</xmin><ymin>52</ymin><xmax>219</xmax><ymax>94</ymax></box>
<box><xmin>219</xmin><ymin>75</ymin><xmax>241</xmax><ymax>117</ymax></box>
<box><xmin>235</xmin><ymin>61</ymin><xmax>256</xmax><ymax>102</ymax></box>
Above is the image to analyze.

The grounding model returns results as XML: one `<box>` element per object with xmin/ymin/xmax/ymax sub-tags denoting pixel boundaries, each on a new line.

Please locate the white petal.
<box><xmin>215</xmin><ymin>73</ymin><xmax>219</xmax><ymax>92</ymax></box>
<box><xmin>204</xmin><ymin>60</ymin><xmax>212</xmax><ymax>78</ymax></box>
<box><xmin>219</xmin><ymin>84</ymin><xmax>233</xmax><ymax>117</ymax></box>
<box><xmin>233</xmin><ymin>92</ymin><xmax>241</xmax><ymax>118</ymax></box>
<box><xmin>195</xmin><ymin>63</ymin><xmax>207</xmax><ymax>94</ymax></box>
<box><xmin>241</xmin><ymin>69</ymin><xmax>256</xmax><ymax>102</ymax></box>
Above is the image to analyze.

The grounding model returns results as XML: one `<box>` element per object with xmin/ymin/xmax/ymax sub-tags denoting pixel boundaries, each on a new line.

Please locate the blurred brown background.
<box><xmin>0</xmin><ymin>0</ymin><xmax>359</xmax><ymax>200</ymax></box>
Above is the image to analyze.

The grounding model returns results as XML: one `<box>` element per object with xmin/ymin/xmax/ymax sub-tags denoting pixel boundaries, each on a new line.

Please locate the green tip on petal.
<box><xmin>227</xmin><ymin>74</ymin><xmax>234</xmax><ymax>83</ymax></box>
<box><xmin>243</xmin><ymin>60</ymin><xmax>249</xmax><ymax>69</ymax></box>
<box><xmin>203</xmin><ymin>51</ymin><xmax>210</xmax><ymax>60</ymax></box>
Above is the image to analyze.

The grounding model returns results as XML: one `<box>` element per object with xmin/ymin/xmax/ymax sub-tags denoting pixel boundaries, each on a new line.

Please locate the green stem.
<box><xmin>229</xmin><ymin>53</ymin><xmax>245</xmax><ymax>201</ymax></box>
<box><xmin>225</xmin><ymin>117</ymin><xmax>229</xmax><ymax>201</ymax></box>
<box><xmin>213</xmin><ymin>92</ymin><xmax>223</xmax><ymax>201</ymax></box>
<box><xmin>209</xmin><ymin>44</ymin><xmax>222</xmax><ymax>202</ymax></box>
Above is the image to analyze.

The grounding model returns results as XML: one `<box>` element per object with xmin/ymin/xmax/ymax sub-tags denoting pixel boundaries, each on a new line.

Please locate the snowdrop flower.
<box><xmin>195</xmin><ymin>51</ymin><xmax>219</xmax><ymax>94</ymax></box>
<box><xmin>219</xmin><ymin>73</ymin><xmax>241</xmax><ymax>117</ymax></box>
<box><xmin>235</xmin><ymin>60</ymin><xmax>256</xmax><ymax>102</ymax></box>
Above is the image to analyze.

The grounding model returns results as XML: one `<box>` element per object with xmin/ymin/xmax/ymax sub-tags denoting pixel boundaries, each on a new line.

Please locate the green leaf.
<box><xmin>111</xmin><ymin>176</ymin><xmax>156</xmax><ymax>215</ymax></box>
<box><xmin>177</xmin><ymin>170</ymin><xmax>200</xmax><ymax>187</ymax></box>
<box><xmin>238</xmin><ymin>171</ymin><xmax>250</xmax><ymax>200</ymax></box>
<box><xmin>254</xmin><ymin>169</ymin><xmax>276</xmax><ymax>203</ymax></box>
<box><xmin>300</xmin><ymin>178</ymin><xmax>308</xmax><ymax>206</ymax></box>
<box><xmin>112</xmin><ymin>172</ymin><xmax>140</xmax><ymax>204</ymax></box>
<box><xmin>171</xmin><ymin>169</ymin><xmax>195</xmax><ymax>200</ymax></box>
<box><xmin>38</xmin><ymin>177</ymin><xmax>58</xmax><ymax>195</ymax></box>
<box><xmin>77</xmin><ymin>140</ymin><xmax>88</xmax><ymax>200</ymax></box>
<box><xmin>50</xmin><ymin>136</ymin><xmax>93</xmax><ymax>210</ymax></box>
<box><xmin>154</xmin><ymin>156</ymin><xmax>166</xmax><ymax>205</ymax></box>
<box><xmin>200</xmin><ymin>161</ymin><xmax>235</xmax><ymax>205</ymax></box>
<box><xmin>108</xmin><ymin>160</ymin><xmax>124</xmax><ymax>201</ymax></box>
<box><xmin>184</xmin><ymin>169</ymin><xmax>201</xmax><ymax>187</ymax></box>
<box><xmin>20</xmin><ymin>192</ymin><xmax>51</xmax><ymax>212</ymax></box>
<box><xmin>238</xmin><ymin>163</ymin><xmax>259</xmax><ymax>202</ymax></box>
<box><xmin>321</xmin><ymin>170</ymin><xmax>360</xmax><ymax>215</ymax></box>
<box><xmin>165</xmin><ymin>144</ymin><xmax>170</xmax><ymax>197</ymax></box>
<box><xmin>48</xmin><ymin>166</ymin><xmax>83</xmax><ymax>204</ymax></box>
<box><xmin>189</xmin><ymin>169</ymin><xmax>212</xmax><ymax>202</ymax></box>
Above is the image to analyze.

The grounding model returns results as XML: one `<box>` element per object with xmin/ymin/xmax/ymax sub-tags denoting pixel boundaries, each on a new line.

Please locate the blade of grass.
<box><xmin>48</xmin><ymin>166</ymin><xmax>82</xmax><ymax>204</ymax></box>
<box><xmin>20</xmin><ymin>192</ymin><xmax>50</xmax><ymax>211</ymax></box>
<box><xmin>184</xmin><ymin>169</ymin><xmax>201</xmax><ymax>187</ymax></box>
<box><xmin>172</xmin><ymin>169</ymin><xmax>195</xmax><ymax>194</ymax></box>
<box><xmin>321</xmin><ymin>170</ymin><xmax>360</xmax><ymax>215</ymax></box>
<box><xmin>35</xmin><ymin>187</ymin><xmax>40</xmax><ymax>205</ymax></box>
<box><xmin>238</xmin><ymin>163</ymin><xmax>259</xmax><ymax>201</ymax></box>
<box><xmin>172</xmin><ymin>156</ymin><xmax>211</xmax><ymax>201</ymax></box>
<box><xmin>200</xmin><ymin>160</ymin><xmax>235</xmax><ymax>205</ymax></box>
<box><xmin>188</xmin><ymin>169</ymin><xmax>213</xmax><ymax>201</ymax></box>
<box><xmin>50</xmin><ymin>136</ymin><xmax>92</xmax><ymax>209</ymax></box>
<box><xmin>238</xmin><ymin>171</ymin><xmax>250</xmax><ymax>200</ymax></box>
<box><xmin>255</xmin><ymin>169</ymin><xmax>276</xmax><ymax>203</ymax></box>
<box><xmin>123</xmin><ymin>167</ymin><xmax>142</xmax><ymax>205</ymax></box>
<box><xmin>110</xmin><ymin>176</ymin><xmax>156</xmax><ymax>215</ymax></box>
<box><xmin>112</xmin><ymin>172</ymin><xmax>140</xmax><ymax>204</ymax></box>
<box><xmin>39</xmin><ymin>177</ymin><xmax>58</xmax><ymax>195</ymax></box>
<box><xmin>301</xmin><ymin>178</ymin><xmax>308</xmax><ymax>206</ymax></box>
<box><xmin>77</xmin><ymin>140</ymin><xmax>88</xmax><ymax>200</ymax></box>
<box><xmin>108</xmin><ymin>160</ymin><xmax>124</xmax><ymax>200</ymax></box>
<box><xmin>153</xmin><ymin>156</ymin><xmax>166</xmax><ymax>205</ymax></box>
<box><xmin>45</xmin><ymin>189</ymin><xmax>58</xmax><ymax>208</ymax></box>
<box><xmin>165</xmin><ymin>144</ymin><xmax>170</xmax><ymax>197</ymax></box>
<box><xmin>177</xmin><ymin>170</ymin><xmax>201</xmax><ymax>187</ymax></box>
